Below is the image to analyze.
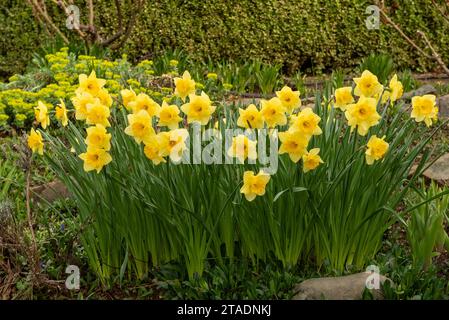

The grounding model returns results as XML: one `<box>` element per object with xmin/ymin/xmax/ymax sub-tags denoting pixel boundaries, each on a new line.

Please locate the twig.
<box><xmin>417</xmin><ymin>30</ymin><xmax>449</xmax><ymax>76</ymax></box>
<box><xmin>27</xmin><ymin>0</ymin><xmax>70</xmax><ymax>43</ymax></box>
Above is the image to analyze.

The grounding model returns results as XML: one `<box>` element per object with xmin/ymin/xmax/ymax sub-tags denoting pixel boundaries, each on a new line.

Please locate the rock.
<box><xmin>31</xmin><ymin>180</ymin><xmax>71</xmax><ymax>204</ymax></box>
<box><xmin>292</xmin><ymin>272</ymin><xmax>391</xmax><ymax>300</ymax></box>
<box><xmin>438</xmin><ymin>95</ymin><xmax>449</xmax><ymax>118</ymax></box>
<box><xmin>402</xmin><ymin>84</ymin><xmax>437</xmax><ymax>100</ymax></box>
<box><xmin>414</xmin><ymin>153</ymin><xmax>449</xmax><ymax>184</ymax></box>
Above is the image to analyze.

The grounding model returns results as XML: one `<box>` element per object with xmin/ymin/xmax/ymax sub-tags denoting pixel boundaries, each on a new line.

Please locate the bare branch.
<box><xmin>417</xmin><ymin>30</ymin><xmax>449</xmax><ymax>76</ymax></box>
<box><xmin>431</xmin><ymin>0</ymin><xmax>449</xmax><ymax>26</ymax></box>
<box><xmin>111</xmin><ymin>0</ymin><xmax>145</xmax><ymax>49</ymax></box>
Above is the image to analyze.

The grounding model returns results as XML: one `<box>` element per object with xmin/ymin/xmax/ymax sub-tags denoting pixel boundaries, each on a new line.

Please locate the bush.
<box><xmin>2</xmin><ymin>0</ymin><xmax>449</xmax><ymax>77</ymax></box>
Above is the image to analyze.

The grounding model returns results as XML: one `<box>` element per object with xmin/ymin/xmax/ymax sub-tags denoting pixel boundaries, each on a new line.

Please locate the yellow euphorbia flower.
<box><xmin>124</xmin><ymin>110</ymin><xmax>155</xmax><ymax>144</ymax></box>
<box><xmin>276</xmin><ymin>86</ymin><xmax>301</xmax><ymax>114</ymax></box>
<box><xmin>79</xmin><ymin>147</ymin><xmax>112</xmax><ymax>173</ymax></box>
<box><xmin>120</xmin><ymin>88</ymin><xmax>137</xmax><ymax>110</ymax></box>
<box><xmin>143</xmin><ymin>135</ymin><xmax>166</xmax><ymax>165</ymax></box>
<box><xmin>157</xmin><ymin>101</ymin><xmax>182</xmax><ymax>130</ymax></box>
<box><xmin>174</xmin><ymin>71</ymin><xmax>196</xmax><ymax>102</ymax></box>
<box><xmin>77</xmin><ymin>70</ymin><xmax>106</xmax><ymax>96</ymax></box>
<box><xmin>344</xmin><ymin>96</ymin><xmax>381</xmax><ymax>136</ymax></box>
<box><xmin>128</xmin><ymin>93</ymin><xmax>160</xmax><ymax>117</ymax></box>
<box><xmin>237</xmin><ymin>104</ymin><xmax>264</xmax><ymax>129</ymax></box>
<box><xmin>72</xmin><ymin>92</ymin><xmax>98</xmax><ymax>120</ymax></box>
<box><xmin>302</xmin><ymin>148</ymin><xmax>324</xmax><ymax>173</ymax></box>
<box><xmin>260</xmin><ymin>97</ymin><xmax>287</xmax><ymax>128</ymax></box>
<box><xmin>365</xmin><ymin>135</ymin><xmax>389</xmax><ymax>165</ymax></box>
<box><xmin>158</xmin><ymin>129</ymin><xmax>189</xmax><ymax>162</ymax></box>
<box><xmin>240</xmin><ymin>170</ymin><xmax>270</xmax><ymax>202</ymax></box>
<box><xmin>181</xmin><ymin>91</ymin><xmax>216</xmax><ymax>125</ymax></box>
<box><xmin>85</xmin><ymin>124</ymin><xmax>111</xmax><ymax>151</ymax></box>
<box><xmin>97</xmin><ymin>89</ymin><xmax>113</xmax><ymax>108</ymax></box>
<box><xmin>334</xmin><ymin>87</ymin><xmax>354</xmax><ymax>111</ymax></box>
<box><xmin>227</xmin><ymin>134</ymin><xmax>257</xmax><ymax>163</ymax></box>
<box><xmin>27</xmin><ymin>128</ymin><xmax>44</xmax><ymax>155</ymax></box>
<box><xmin>411</xmin><ymin>95</ymin><xmax>438</xmax><ymax>127</ymax></box>
<box><xmin>353</xmin><ymin>70</ymin><xmax>383</xmax><ymax>97</ymax></box>
<box><xmin>290</xmin><ymin>107</ymin><xmax>322</xmax><ymax>137</ymax></box>
<box><xmin>278</xmin><ymin>129</ymin><xmax>310</xmax><ymax>163</ymax></box>
<box><xmin>34</xmin><ymin>101</ymin><xmax>50</xmax><ymax>129</ymax></box>
<box><xmin>55</xmin><ymin>99</ymin><xmax>68</xmax><ymax>127</ymax></box>
<box><xmin>389</xmin><ymin>74</ymin><xmax>403</xmax><ymax>102</ymax></box>
<box><xmin>86</xmin><ymin>101</ymin><xmax>111</xmax><ymax>127</ymax></box>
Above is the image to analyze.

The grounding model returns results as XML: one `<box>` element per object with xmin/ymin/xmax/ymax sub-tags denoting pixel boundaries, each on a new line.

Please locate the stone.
<box><xmin>415</xmin><ymin>153</ymin><xmax>449</xmax><ymax>183</ymax></box>
<box><xmin>402</xmin><ymin>84</ymin><xmax>437</xmax><ymax>100</ymax></box>
<box><xmin>31</xmin><ymin>180</ymin><xmax>71</xmax><ymax>204</ymax></box>
<box><xmin>292</xmin><ymin>272</ymin><xmax>391</xmax><ymax>300</ymax></box>
<box><xmin>438</xmin><ymin>95</ymin><xmax>449</xmax><ymax>118</ymax></box>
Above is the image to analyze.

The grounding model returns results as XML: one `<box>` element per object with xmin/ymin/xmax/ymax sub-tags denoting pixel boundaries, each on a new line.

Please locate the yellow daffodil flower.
<box><xmin>97</xmin><ymin>88</ymin><xmax>113</xmax><ymax>108</ymax></box>
<box><xmin>240</xmin><ymin>170</ymin><xmax>270</xmax><ymax>202</ymax></box>
<box><xmin>181</xmin><ymin>91</ymin><xmax>216</xmax><ymax>125</ymax></box>
<box><xmin>237</xmin><ymin>104</ymin><xmax>264</xmax><ymax>129</ymax></box>
<box><xmin>120</xmin><ymin>88</ymin><xmax>137</xmax><ymax>110</ymax></box>
<box><xmin>85</xmin><ymin>124</ymin><xmax>111</xmax><ymax>151</ymax></box>
<box><xmin>27</xmin><ymin>128</ymin><xmax>44</xmax><ymax>155</ymax></box>
<box><xmin>174</xmin><ymin>71</ymin><xmax>196</xmax><ymax>101</ymax></box>
<box><xmin>334</xmin><ymin>87</ymin><xmax>354</xmax><ymax>111</ymax></box>
<box><xmin>227</xmin><ymin>134</ymin><xmax>258</xmax><ymax>163</ymax></box>
<box><xmin>278</xmin><ymin>129</ymin><xmax>310</xmax><ymax>163</ymax></box>
<box><xmin>365</xmin><ymin>135</ymin><xmax>389</xmax><ymax>165</ymax></box>
<box><xmin>260</xmin><ymin>97</ymin><xmax>287</xmax><ymax>128</ymax></box>
<box><xmin>128</xmin><ymin>93</ymin><xmax>161</xmax><ymax>117</ymax></box>
<box><xmin>276</xmin><ymin>85</ymin><xmax>301</xmax><ymax>114</ymax></box>
<box><xmin>411</xmin><ymin>94</ymin><xmax>438</xmax><ymax>127</ymax></box>
<box><xmin>157</xmin><ymin>101</ymin><xmax>182</xmax><ymax>130</ymax></box>
<box><xmin>79</xmin><ymin>146</ymin><xmax>112</xmax><ymax>173</ymax></box>
<box><xmin>290</xmin><ymin>107</ymin><xmax>322</xmax><ymax>137</ymax></box>
<box><xmin>158</xmin><ymin>128</ymin><xmax>189</xmax><ymax>162</ymax></box>
<box><xmin>34</xmin><ymin>101</ymin><xmax>50</xmax><ymax>129</ymax></box>
<box><xmin>55</xmin><ymin>99</ymin><xmax>68</xmax><ymax>127</ymax></box>
<box><xmin>302</xmin><ymin>148</ymin><xmax>324</xmax><ymax>173</ymax></box>
<box><xmin>344</xmin><ymin>96</ymin><xmax>381</xmax><ymax>136</ymax></box>
<box><xmin>389</xmin><ymin>74</ymin><xmax>403</xmax><ymax>102</ymax></box>
<box><xmin>124</xmin><ymin>110</ymin><xmax>155</xmax><ymax>144</ymax></box>
<box><xmin>76</xmin><ymin>70</ymin><xmax>106</xmax><ymax>96</ymax></box>
<box><xmin>72</xmin><ymin>92</ymin><xmax>98</xmax><ymax>121</ymax></box>
<box><xmin>143</xmin><ymin>135</ymin><xmax>166</xmax><ymax>165</ymax></box>
<box><xmin>353</xmin><ymin>70</ymin><xmax>383</xmax><ymax>98</ymax></box>
<box><xmin>86</xmin><ymin>100</ymin><xmax>111</xmax><ymax>127</ymax></box>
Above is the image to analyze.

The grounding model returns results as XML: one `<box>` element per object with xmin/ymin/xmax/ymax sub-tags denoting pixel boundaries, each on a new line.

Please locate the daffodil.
<box><xmin>290</xmin><ymin>107</ymin><xmax>322</xmax><ymax>137</ymax></box>
<box><xmin>174</xmin><ymin>71</ymin><xmax>196</xmax><ymax>101</ymax></box>
<box><xmin>411</xmin><ymin>94</ymin><xmax>438</xmax><ymax>127</ymax></box>
<box><xmin>157</xmin><ymin>101</ymin><xmax>182</xmax><ymax>129</ymax></box>
<box><xmin>86</xmin><ymin>100</ymin><xmax>111</xmax><ymax>127</ymax></box>
<box><xmin>158</xmin><ymin>129</ymin><xmax>189</xmax><ymax>162</ymax></box>
<box><xmin>143</xmin><ymin>135</ymin><xmax>166</xmax><ymax>165</ymax></box>
<box><xmin>124</xmin><ymin>110</ymin><xmax>155</xmax><ymax>144</ymax></box>
<box><xmin>27</xmin><ymin>128</ymin><xmax>44</xmax><ymax>155</ymax></box>
<box><xmin>34</xmin><ymin>101</ymin><xmax>50</xmax><ymax>129</ymax></box>
<box><xmin>55</xmin><ymin>99</ymin><xmax>68</xmax><ymax>126</ymax></box>
<box><xmin>389</xmin><ymin>74</ymin><xmax>403</xmax><ymax>102</ymax></box>
<box><xmin>120</xmin><ymin>88</ymin><xmax>137</xmax><ymax>110</ymax></box>
<box><xmin>181</xmin><ymin>91</ymin><xmax>216</xmax><ymax>125</ymax></box>
<box><xmin>260</xmin><ymin>97</ymin><xmax>287</xmax><ymax>128</ymax></box>
<box><xmin>278</xmin><ymin>129</ymin><xmax>310</xmax><ymax>163</ymax></box>
<box><xmin>237</xmin><ymin>104</ymin><xmax>264</xmax><ymax>129</ymax></box>
<box><xmin>276</xmin><ymin>86</ymin><xmax>301</xmax><ymax>113</ymax></box>
<box><xmin>365</xmin><ymin>135</ymin><xmax>389</xmax><ymax>165</ymax></box>
<box><xmin>79</xmin><ymin>146</ymin><xmax>112</xmax><ymax>173</ymax></box>
<box><xmin>97</xmin><ymin>88</ymin><xmax>113</xmax><ymax>108</ymax></box>
<box><xmin>344</xmin><ymin>96</ymin><xmax>381</xmax><ymax>136</ymax></box>
<box><xmin>72</xmin><ymin>92</ymin><xmax>98</xmax><ymax>120</ymax></box>
<box><xmin>353</xmin><ymin>70</ymin><xmax>383</xmax><ymax>98</ymax></box>
<box><xmin>240</xmin><ymin>170</ymin><xmax>270</xmax><ymax>202</ymax></box>
<box><xmin>302</xmin><ymin>148</ymin><xmax>324</xmax><ymax>173</ymax></box>
<box><xmin>334</xmin><ymin>87</ymin><xmax>354</xmax><ymax>111</ymax></box>
<box><xmin>85</xmin><ymin>124</ymin><xmax>111</xmax><ymax>151</ymax></box>
<box><xmin>77</xmin><ymin>70</ymin><xmax>106</xmax><ymax>96</ymax></box>
<box><xmin>128</xmin><ymin>93</ymin><xmax>161</xmax><ymax>116</ymax></box>
<box><xmin>227</xmin><ymin>134</ymin><xmax>257</xmax><ymax>163</ymax></box>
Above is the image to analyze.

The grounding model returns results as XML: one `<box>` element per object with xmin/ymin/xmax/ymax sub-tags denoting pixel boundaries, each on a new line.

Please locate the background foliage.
<box><xmin>1</xmin><ymin>0</ymin><xmax>449</xmax><ymax>78</ymax></box>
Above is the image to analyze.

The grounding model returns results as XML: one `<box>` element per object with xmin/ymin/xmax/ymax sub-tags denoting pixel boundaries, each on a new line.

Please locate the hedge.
<box><xmin>1</xmin><ymin>0</ymin><xmax>448</xmax><ymax>78</ymax></box>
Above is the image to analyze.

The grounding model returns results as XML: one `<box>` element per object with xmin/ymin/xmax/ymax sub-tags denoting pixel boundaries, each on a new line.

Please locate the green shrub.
<box><xmin>2</xmin><ymin>0</ymin><xmax>449</xmax><ymax>77</ymax></box>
